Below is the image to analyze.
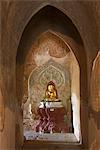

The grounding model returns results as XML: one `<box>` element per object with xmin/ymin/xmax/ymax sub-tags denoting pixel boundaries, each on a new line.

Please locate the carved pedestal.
<box><xmin>36</xmin><ymin>102</ymin><xmax>69</xmax><ymax>133</ymax></box>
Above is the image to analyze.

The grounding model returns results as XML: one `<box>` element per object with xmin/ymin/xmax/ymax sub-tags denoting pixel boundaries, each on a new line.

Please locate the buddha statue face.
<box><xmin>48</xmin><ymin>84</ymin><xmax>55</xmax><ymax>92</ymax></box>
<box><xmin>45</xmin><ymin>81</ymin><xmax>58</xmax><ymax>100</ymax></box>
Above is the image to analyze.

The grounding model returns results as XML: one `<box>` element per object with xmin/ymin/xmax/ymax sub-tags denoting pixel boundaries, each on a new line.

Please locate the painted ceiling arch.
<box><xmin>3</xmin><ymin>1</ymin><xmax>99</xmax><ymax>60</ymax></box>
<box><xmin>16</xmin><ymin>4</ymin><xmax>85</xmax><ymax>65</ymax></box>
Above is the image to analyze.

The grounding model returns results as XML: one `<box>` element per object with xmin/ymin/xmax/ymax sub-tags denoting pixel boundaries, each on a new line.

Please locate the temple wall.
<box><xmin>70</xmin><ymin>52</ymin><xmax>80</xmax><ymax>141</ymax></box>
<box><xmin>0</xmin><ymin>1</ymin><xmax>100</xmax><ymax>150</ymax></box>
<box><xmin>89</xmin><ymin>51</ymin><xmax>100</xmax><ymax>150</ymax></box>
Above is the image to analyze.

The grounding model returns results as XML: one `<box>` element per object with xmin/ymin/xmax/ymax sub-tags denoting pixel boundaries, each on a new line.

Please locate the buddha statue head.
<box><xmin>44</xmin><ymin>81</ymin><xmax>58</xmax><ymax>101</ymax></box>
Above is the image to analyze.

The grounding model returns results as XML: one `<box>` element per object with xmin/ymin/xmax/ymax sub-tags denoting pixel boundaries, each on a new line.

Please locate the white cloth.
<box><xmin>39</xmin><ymin>101</ymin><xmax>63</xmax><ymax>108</ymax></box>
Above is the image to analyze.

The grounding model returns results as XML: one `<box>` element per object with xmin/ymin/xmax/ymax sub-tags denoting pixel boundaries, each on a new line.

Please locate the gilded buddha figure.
<box><xmin>44</xmin><ymin>81</ymin><xmax>58</xmax><ymax>101</ymax></box>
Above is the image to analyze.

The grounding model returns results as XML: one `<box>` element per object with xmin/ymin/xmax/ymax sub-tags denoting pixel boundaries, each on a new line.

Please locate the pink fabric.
<box><xmin>35</xmin><ymin>107</ymin><xmax>69</xmax><ymax>133</ymax></box>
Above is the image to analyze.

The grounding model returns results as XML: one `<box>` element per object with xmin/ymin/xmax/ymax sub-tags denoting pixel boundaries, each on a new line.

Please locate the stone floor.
<box><xmin>23</xmin><ymin>132</ymin><xmax>81</xmax><ymax>150</ymax></box>
<box><xmin>24</xmin><ymin>131</ymin><xmax>77</xmax><ymax>142</ymax></box>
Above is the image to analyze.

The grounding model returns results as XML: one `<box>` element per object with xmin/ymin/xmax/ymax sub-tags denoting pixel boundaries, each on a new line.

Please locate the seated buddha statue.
<box><xmin>44</xmin><ymin>81</ymin><xmax>58</xmax><ymax>101</ymax></box>
<box><xmin>37</xmin><ymin>81</ymin><xmax>67</xmax><ymax>133</ymax></box>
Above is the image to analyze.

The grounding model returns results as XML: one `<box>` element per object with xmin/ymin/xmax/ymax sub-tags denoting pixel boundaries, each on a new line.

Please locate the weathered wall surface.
<box><xmin>89</xmin><ymin>52</ymin><xmax>100</xmax><ymax>150</ymax></box>
<box><xmin>23</xmin><ymin>32</ymin><xmax>70</xmax><ymax>102</ymax></box>
<box><xmin>0</xmin><ymin>0</ymin><xmax>100</xmax><ymax>150</ymax></box>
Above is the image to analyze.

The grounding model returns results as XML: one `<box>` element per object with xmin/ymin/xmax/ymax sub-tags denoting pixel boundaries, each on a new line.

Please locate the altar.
<box><xmin>34</xmin><ymin>81</ymin><xmax>69</xmax><ymax>133</ymax></box>
<box><xmin>36</xmin><ymin>101</ymin><xmax>69</xmax><ymax>133</ymax></box>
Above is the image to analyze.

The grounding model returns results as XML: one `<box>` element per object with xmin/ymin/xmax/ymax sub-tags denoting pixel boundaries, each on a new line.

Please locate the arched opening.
<box><xmin>22</xmin><ymin>31</ymin><xmax>80</xmax><ymax>142</ymax></box>
<box><xmin>16</xmin><ymin>5</ymin><xmax>87</xmax><ymax>147</ymax></box>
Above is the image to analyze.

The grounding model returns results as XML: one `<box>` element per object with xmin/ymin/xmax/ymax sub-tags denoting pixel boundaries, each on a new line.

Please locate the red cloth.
<box><xmin>36</xmin><ymin>107</ymin><xmax>69</xmax><ymax>133</ymax></box>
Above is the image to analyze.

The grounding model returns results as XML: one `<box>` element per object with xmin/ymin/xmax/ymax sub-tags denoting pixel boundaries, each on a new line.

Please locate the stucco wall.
<box><xmin>0</xmin><ymin>1</ymin><xmax>100</xmax><ymax>149</ymax></box>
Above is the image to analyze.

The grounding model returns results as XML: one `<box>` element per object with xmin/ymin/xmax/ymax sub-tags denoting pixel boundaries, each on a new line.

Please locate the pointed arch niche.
<box><xmin>16</xmin><ymin>5</ymin><xmax>88</xmax><ymax>149</ymax></box>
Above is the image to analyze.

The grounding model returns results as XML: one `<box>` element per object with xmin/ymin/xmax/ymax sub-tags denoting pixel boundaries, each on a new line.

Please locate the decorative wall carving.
<box><xmin>28</xmin><ymin>60</ymin><xmax>70</xmax><ymax>111</ymax></box>
<box><xmin>38</xmin><ymin>65</ymin><xmax>65</xmax><ymax>87</ymax></box>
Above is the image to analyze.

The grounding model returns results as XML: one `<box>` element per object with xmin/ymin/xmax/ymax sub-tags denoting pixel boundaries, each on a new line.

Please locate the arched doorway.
<box><xmin>16</xmin><ymin>5</ymin><xmax>87</xmax><ymax>148</ymax></box>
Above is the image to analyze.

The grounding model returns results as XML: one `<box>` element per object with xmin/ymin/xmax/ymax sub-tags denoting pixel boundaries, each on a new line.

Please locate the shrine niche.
<box><xmin>23</xmin><ymin>60</ymin><xmax>71</xmax><ymax>134</ymax></box>
<box><xmin>28</xmin><ymin>60</ymin><xmax>70</xmax><ymax>108</ymax></box>
<box><xmin>22</xmin><ymin>31</ymin><xmax>80</xmax><ymax>142</ymax></box>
